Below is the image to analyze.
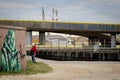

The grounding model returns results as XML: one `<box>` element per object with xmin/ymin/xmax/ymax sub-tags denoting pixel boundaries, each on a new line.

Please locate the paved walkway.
<box><xmin>0</xmin><ymin>56</ymin><xmax>120</xmax><ymax>80</ymax></box>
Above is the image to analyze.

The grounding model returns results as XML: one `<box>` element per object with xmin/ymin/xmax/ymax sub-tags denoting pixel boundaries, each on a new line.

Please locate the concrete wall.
<box><xmin>0</xmin><ymin>25</ymin><xmax>27</xmax><ymax>70</ymax></box>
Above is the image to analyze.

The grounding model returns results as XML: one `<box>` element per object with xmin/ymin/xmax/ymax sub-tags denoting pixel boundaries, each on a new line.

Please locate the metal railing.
<box><xmin>26</xmin><ymin>44</ymin><xmax>83</xmax><ymax>50</ymax></box>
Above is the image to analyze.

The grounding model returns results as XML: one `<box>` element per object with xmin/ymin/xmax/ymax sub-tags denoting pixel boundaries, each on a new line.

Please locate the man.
<box><xmin>31</xmin><ymin>44</ymin><xmax>37</xmax><ymax>63</ymax></box>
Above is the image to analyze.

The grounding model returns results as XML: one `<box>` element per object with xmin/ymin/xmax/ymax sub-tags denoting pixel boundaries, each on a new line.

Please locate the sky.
<box><xmin>0</xmin><ymin>0</ymin><xmax>120</xmax><ymax>24</ymax></box>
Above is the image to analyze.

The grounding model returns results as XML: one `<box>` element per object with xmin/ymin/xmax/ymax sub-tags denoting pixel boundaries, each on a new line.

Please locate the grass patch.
<box><xmin>0</xmin><ymin>61</ymin><xmax>52</xmax><ymax>76</ymax></box>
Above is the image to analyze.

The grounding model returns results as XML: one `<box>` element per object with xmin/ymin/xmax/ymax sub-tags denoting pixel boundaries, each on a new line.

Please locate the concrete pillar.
<box><xmin>76</xmin><ymin>52</ymin><xmax>78</xmax><ymax>58</ymax></box>
<box><xmin>102</xmin><ymin>53</ymin><xmax>105</xmax><ymax>61</ymax></box>
<box><xmin>83</xmin><ymin>52</ymin><xmax>85</xmax><ymax>60</ymax></box>
<box><xmin>111</xmin><ymin>34</ymin><xmax>116</xmax><ymax>48</ymax></box>
<box><xmin>39</xmin><ymin>31</ymin><xmax>45</xmax><ymax>45</ymax></box>
<box><xmin>118</xmin><ymin>53</ymin><xmax>120</xmax><ymax>60</ymax></box>
<box><xmin>90</xmin><ymin>53</ymin><xmax>92</xmax><ymax>60</ymax></box>
<box><xmin>26</xmin><ymin>31</ymin><xmax>32</xmax><ymax>45</ymax></box>
<box><xmin>99</xmin><ymin>53</ymin><xmax>101</xmax><ymax>61</ymax></box>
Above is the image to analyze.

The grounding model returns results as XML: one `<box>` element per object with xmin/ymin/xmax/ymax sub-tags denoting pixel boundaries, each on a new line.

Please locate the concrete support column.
<box><xmin>76</xmin><ymin>52</ymin><xmax>78</xmax><ymax>58</ymax></box>
<box><xmin>26</xmin><ymin>31</ymin><xmax>32</xmax><ymax>45</ymax></box>
<box><xmin>83</xmin><ymin>53</ymin><xmax>85</xmax><ymax>60</ymax></box>
<box><xmin>90</xmin><ymin>53</ymin><xmax>92</xmax><ymax>60</ymax></box>
<box><xmin>111</xmin><ymin>34</ymin><xmax>116</xmax><ymax>48</ymax></box>
<box><xmin>99</xmin><ymin>53</ymin><xmax>101</xmax><ymax>61</ymax></box>
<box><xmin>118</xmin><ymin>53</ymin><xmax>120</xmax><ymax>60</ymax></box>
<box><xmin>39</xmin><ymin>31</ymin><xmax>45</xmax><ymax>45</ymax></box>
<box><xmin>102</xmin><ymin>53</ymin><xmax>105</xmax><ymax>61</ymax></box>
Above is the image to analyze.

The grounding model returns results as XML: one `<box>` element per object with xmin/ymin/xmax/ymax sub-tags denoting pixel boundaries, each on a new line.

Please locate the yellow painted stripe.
<box><xmin>0</xmin><ymin>19</ymin><xmax>120</xmax><ymax>25</ymax></box>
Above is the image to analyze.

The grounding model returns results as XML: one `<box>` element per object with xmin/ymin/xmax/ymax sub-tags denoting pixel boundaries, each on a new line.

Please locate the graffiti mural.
<box><xmin>0</xmin><ymin>29</ymin><xmax>20</xmax><ymax>72</ymax></box>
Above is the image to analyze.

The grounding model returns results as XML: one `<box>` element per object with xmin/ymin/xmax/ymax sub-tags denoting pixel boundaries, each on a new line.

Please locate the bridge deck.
<box><xmin>0</xmin><ymin>20</ymin><xmax>120</xmax><ymax>44</ymax></box>
<box><xmin>0</xmin><ymin>20</ymin><xmax>120</xmax><ymax>33</ymax></box>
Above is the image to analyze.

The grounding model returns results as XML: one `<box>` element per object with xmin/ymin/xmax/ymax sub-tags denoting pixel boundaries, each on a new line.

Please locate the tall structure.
<box><xmin>42</xmin><ymin>7</ymin><xmax>45</xmax><ymax>21</ymax></box>
<box><xmin>55</xmin><ymin>8</ymin><xmax>58</xmax><ymax>21</ymax></box>
<box><xmin>52</xmin><ymin>8</ymin><xmax>58</xmax><ymax>21</ymax></box>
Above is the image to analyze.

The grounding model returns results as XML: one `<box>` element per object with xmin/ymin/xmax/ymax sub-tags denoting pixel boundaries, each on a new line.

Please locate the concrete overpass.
<box><xmin>0</xmin><ymin>20</ymin><xmax>120</xmax><ymax>48</ymax></box>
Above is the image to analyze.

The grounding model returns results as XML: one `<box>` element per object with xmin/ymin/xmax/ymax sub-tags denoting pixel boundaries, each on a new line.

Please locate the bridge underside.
<box><xmin>28</xmin><ymin>28</ymin><xmax>120</xmax><ymax>45</ymax></box>
<box><xmin>0</xmin><ymin>20</ymin><xmax>120</xmax><ymax>45</ymax></box>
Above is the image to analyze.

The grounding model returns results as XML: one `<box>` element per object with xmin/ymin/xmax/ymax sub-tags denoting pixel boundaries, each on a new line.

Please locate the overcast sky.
<box><xmin>0</xmin><ymin>0</ymin><xmax>120</xmax><ymax>23</ymax></box>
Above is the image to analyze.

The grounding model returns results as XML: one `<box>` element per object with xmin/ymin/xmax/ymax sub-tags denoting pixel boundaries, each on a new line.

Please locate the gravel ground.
<box><xmin>0</xmin><ymin>56</ymin><xmax>120</xmax><ymax>80</ymax></box>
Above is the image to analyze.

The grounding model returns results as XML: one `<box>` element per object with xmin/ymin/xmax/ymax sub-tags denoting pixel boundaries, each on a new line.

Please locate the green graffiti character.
<box><xmin>0</xmin><ymin>29</ymin><xmax>20</xmax><ymax>72</ymax></box>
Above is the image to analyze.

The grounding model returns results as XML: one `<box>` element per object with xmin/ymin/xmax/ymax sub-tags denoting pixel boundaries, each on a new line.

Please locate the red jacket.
<box><xmin>31</xmin><ymin>45</ymin><xmax>37</xmax><ymax>54</ymax></box>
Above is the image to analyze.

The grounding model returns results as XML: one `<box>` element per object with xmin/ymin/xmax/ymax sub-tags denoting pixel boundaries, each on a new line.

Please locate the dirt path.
<box><xmin>0</xmin><ymin>57</ymin><xmax>120</xmax><ymax>80</ymax></box>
